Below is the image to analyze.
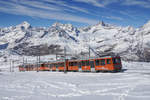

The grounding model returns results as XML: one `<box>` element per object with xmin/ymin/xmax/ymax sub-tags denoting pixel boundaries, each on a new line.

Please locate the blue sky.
<box><xmin>0</xmin><ymin>0</ymin><xmax>150</xmax><ymax>28</ymax></box>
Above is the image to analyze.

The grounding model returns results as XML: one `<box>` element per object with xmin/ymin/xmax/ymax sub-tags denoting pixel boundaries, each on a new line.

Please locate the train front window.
<box><xmin>113</xmin><ymin>58</ymin><xmax>121</xmax><ymax>64</ymax></box>
<box><xmin>107</xmin><ymin>59</ymin><xmax>111</xmax><ymax>64</ymax></box>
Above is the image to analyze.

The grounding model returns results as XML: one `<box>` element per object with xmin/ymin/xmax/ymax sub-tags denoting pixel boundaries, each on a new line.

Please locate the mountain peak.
<box><xmin>97</xmin><ymin>21</ymin><xmax>105</xmax><ymax>26</ymax></box>
<box><xmin>52</xmin><ymin>22</ymin><xmax>63</xmax><ymax>27</ymax></box>
<box><xmin>143</xmin><ymin>20</ymin><xmax>150</xmax><ymax>28</ymax></box>
<box><xmin>16</xmin><ymin>21</ymin><xmax>31</xmax><ymax>29</ymax></box>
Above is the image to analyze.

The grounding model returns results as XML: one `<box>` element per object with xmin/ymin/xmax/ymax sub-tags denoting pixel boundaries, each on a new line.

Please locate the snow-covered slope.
<box><xmin>0</xmin><ymin>21</ymin><xmax>150</xmax><ymax>61</ymax></box>
<box><xmin>0</xmin><ymin>61</ymin><xmax>150</xmax><ymax>100</ymax></box>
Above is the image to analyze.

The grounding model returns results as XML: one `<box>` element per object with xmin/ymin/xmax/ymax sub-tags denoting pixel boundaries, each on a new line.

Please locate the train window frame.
<box><xmin>107</xmin><ymin>59</ymin><xmax>111</xmax><ymax>64</ymax></box>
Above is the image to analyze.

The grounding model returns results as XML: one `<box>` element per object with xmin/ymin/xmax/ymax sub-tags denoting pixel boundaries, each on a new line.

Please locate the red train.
<box><xmin>19</xmin><ymin>56</ymin><xmax>122</xmax><ymax>72</ymax></box>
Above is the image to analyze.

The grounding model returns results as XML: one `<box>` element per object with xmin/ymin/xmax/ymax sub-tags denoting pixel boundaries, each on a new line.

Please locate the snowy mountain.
<box><xmin>0</xmin><ymin>20</ymin><xmax>150</xmax><ymax>61</ymax></box>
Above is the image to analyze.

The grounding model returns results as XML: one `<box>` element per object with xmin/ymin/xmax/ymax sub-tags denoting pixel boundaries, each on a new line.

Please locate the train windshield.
<box><xmin>113</xmin><ymin>58</ymin><xmax>121</xmax><ymax>64</ymax></box>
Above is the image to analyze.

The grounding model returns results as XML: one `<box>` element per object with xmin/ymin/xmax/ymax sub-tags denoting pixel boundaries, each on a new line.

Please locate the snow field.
<box><xmin>0</xmin><ymin>61</ymin><xmax>150</xmax><ymax>100</ymax></box>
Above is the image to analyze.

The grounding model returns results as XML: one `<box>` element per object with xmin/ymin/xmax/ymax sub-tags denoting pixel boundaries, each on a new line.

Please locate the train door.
<box><xmin>106</xmin><ymin>58</ymin><xmax>113</xmax><ymax>70</ymax></box>
<box><xmin>90</xmin><ymin>60</ymin><xmax>95</xmax><ymax>72</ymax></box>
<box><xmin>78</xmin><ymin>62</ymin><xmax>82</xmax><ymax>72</ymax></box>
<box><xmin>100</xmin><ymin>59</ymin><xmax>106</xmax><ymax>70</ymax></box>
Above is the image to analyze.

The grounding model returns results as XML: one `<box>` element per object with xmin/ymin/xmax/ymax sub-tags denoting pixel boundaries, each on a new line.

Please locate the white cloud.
<box><xmin>121</xmin><ymin>0</ymin><xmax>150</xmax><ymax>8</ymax></box>
<box><xmin>74</xmin><ymin>0</ymin><xmax>150</xmax><ymax>9</ymax></box>
<box><xmin>103</xmin><ymin>16</ymin><xmax>123</xmax><ymax>21</ymax></box>
<box><xmin>74</xmin><ymin>0</ymin><xmax>104</xmax><ymax>7</ymax></box>
<box><xmin>42</xmin><ymin>0</ymin><xmax>90</xmax><ymax>13</ymax></box>
<box><xmin>74</xmin><ymin>0</ymin><xmax>119</xmax><ymax>8</ymax></box>
<box><xmin>1</xmin><ymin>0</ymin><xmax>149</xmax><ymax>25</ymax></box>
<box><xmin>19</xmin><ymin>0</ymin><xmax>62</xmax><ymax>11</ymax></box>
<box><xmin>119</xmin><ymin>11</ymin><xmax>136</xmax><ymax>19</ymax></box>
<box><xmin>0</xmin><ymin>0</ymin><xmax>98</xmax><ymax>25</ymax></box>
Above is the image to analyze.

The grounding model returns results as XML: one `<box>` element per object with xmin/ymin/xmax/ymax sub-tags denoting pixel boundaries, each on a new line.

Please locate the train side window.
<box><xmin>54</xmin><ymin>64</ymin><xmax>56</xmax><ymax>67</ymax></box>
<box><xmin>73</xmin><ymin>62</ymin><xmax>77</xmax><ymax>66</ymax></box>
<box><xmin>113</xmin><ymin>58</ymin><xmax>121</xmax><ymax>64</ymax></box>
<box><xmin>95</xmin><ymin>60</ymin><xmax>100</xmax><ymax>66</ymax></box>
<box><xmin>59</xmin><ymin>63</ymin><xmax>62</xmax><ymax>67</ymax></box>
<box><xmin>57</xmin><ymin>63</ymin><xmax>60</xmax><ymax>67</ymax></box>
<box><xmin>69</xmin><ymin>62</ymin><xmax>73</xmax><ymax>66</ymax></box>
<box><xmin>56</xmin><ymin>64</ymin><xmax>59</xmax><ymax>68</ymax></box>
<box><xmin>107</xmin><ymin>59</ymin><xmax>111</xmax><ymax>64</ymax></box>
<box><xmin>60</xmin><ymin>63</ymin><xmax>64</xmax><ymax>67</ymax></box>
<box><xmin>47</xmin><ymin>64</ymin><xmax>49</xmax><ymax>67</ymax></box>
<box><xmin>100</xmin><ymin>59</ymin><xmax>105</xmax><ymax>65</ymax></box>
<box><xmin>86</xmin><ymin>60</ymin><xmax>90</xmax><ymax>66</ymax></box>
<box><xmin>82</xmin><ymin>61</ymin><xmax>86</xmax><ymax>66</ymax></box>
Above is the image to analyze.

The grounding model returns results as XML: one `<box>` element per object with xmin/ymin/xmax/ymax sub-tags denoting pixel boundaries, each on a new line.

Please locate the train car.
<box><xmin>50</xmin><ymin>63</ymin><xmax>57</xmax><ymax>71</ymax></box>
<box><xmin>39</xmin><ymin>63</ymin><xmax>50</xmax><ymax>71</ymax></box>
<box><xmin>80</xmin><ymin>60</ymin><xmax>91</xmax><ymax>72</ymax></box>
<box><xmin>50</xmin><ymin>60</ymin><xmax>68</xmax><ymax>72</ymax></box>
<box><xmin>19</xmin><ymin>65</ymin><xmax>25</xmax><ymax>71</ymax></box>
<box><xmin>68</xmin><ymin>60</ymin><xmax>78</xmax><ymax>72</ymax></box>
<box><xmin>57</xmin><ymin>62</ymin><xmax>65</xmax><ymax>71</ymax></box>
<box><xmin>33</xmin><ymin>64</ymin><xmax>38</xmax><ymax>71</ymax></box>
<box><xmin>94</xmin><ymin>56</ymin><xmax>122</xmax><ymax>72</ymax></box>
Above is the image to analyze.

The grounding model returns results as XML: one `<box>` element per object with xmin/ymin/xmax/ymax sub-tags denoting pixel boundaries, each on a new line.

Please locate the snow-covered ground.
<box><xmin>0</xmin><ymin>61</ymin><xmax>150</xmax><ymax>100</ymax></box>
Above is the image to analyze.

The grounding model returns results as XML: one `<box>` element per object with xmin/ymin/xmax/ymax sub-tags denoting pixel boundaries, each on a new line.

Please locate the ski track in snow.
<box><xmin>0</xmin><ymin>62</ymin><xmax>150</xmax><ymax>100</ymax></box>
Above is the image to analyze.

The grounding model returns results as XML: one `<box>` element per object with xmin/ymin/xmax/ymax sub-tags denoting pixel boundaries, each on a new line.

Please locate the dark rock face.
<box><xmin>12</xmin><ymin>44</ymin><xmax>63</xmax><ymax>56</ymax></box>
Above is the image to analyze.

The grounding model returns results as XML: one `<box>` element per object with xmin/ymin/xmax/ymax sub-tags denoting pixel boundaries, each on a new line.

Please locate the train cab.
<box><xmin>94</xmin><ymin>56</ymin><xmax>122</xmax><ymax>72</ymax></box>
<box><xmin>112</xmin><ymin>57</ymin><xmax>122</xmax><ymax>71</ymax></box>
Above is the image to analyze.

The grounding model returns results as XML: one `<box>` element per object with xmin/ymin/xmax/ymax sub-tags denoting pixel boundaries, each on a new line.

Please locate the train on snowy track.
<box><xmin>19</xmin><ymin>56</ymin><xmax>122</xmax><ymax>72</ymax></box>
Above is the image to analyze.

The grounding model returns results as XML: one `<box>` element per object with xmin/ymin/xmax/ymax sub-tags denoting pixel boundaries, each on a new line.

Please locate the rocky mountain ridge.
<box><xmin>0</xmin><ymin>20</ymin><xmax>150</xmax><ymax>61</ymax></box>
